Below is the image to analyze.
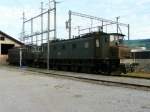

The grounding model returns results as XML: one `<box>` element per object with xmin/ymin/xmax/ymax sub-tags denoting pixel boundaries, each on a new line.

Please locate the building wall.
<box><xmin>0</xmin><ymin>34</ymin><xmax>21</xmax><ymax>64</ymax></box>
<box><xmin>134</xmin><ymin>59</ymin><xmax>150</xmax><ymax>73</ymax></box>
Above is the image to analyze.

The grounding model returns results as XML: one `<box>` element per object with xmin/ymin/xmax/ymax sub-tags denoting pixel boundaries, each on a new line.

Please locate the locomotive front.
<box><xmin>109</xmin><ymin>33</ymin><xmax>133</xmax><ymax>73</ymax></box>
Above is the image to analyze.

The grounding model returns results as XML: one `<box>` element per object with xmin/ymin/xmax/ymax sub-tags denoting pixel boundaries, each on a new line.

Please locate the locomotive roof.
<box><xmin>109</xmin><ymin>33</ymin><xmax>125</xmax><ymax>36</ymax></box>
<box><xmin>51</xmin><ymin>31</ymin><xmax>108</xmax><ymax>43</ymax></box>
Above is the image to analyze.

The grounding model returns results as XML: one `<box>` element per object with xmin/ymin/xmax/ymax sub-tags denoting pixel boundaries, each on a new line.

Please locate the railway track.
<box><xmin>24</xmin><ymin>68</ymin><xmax>150</xmax><ymax>91</ymax></box>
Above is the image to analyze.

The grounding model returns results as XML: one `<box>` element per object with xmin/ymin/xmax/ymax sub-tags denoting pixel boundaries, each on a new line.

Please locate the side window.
<box><xmin>110</xmin><ymin>35</ymin><xmax>115</xmax><ymax>42</ymax></box>
<box><xmin>84</xmin><ymin>42</ymin><xmax>89</xmax><ymax>48</ymax></box>
<box><xmin>62</xmin><ymin>45</ymin><xmax>66</xmax><ymax>50</ymax></box>
<box><xmin>72</xmin><ymin>44</ymin><xmax>77</xmax><ymax>49</ymax></box>
<box><xmin>96</xmin><ymin>39</ymin><xmax>100</xmax><ymax>47</ymax></box>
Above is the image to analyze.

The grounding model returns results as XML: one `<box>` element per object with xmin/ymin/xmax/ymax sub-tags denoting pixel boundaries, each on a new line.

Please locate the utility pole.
<box><xmin>101</xmin><ymin>20</ymin><xmax>104</xmax><ymax>32</ymax></box>
<box><xmin>128</xmin><ymin>24</ymin><xmax>130</xmax><ymax>40</ymax></box>
<box><xmin>69</xmin><ymin>10</ymin><xmax>72</xmax><ymax>39</ymax></box>
<box><xmin>91</xmin><ymin>19</ymin><xmax>93</xmax><ymax>33</ymax></box>
<box><xmin>49</xmin><ymin>0</ymin><xmax>51</xmax><ymax>9</ymax></box>
<box><xmin>47</xmin><ymin>9</ymin><xmax>50</xmax><ymax>70</ymax></box>
<box><xmin>41</xmin><ymin>2</ymin><xmax>44</xmax><ymax>44</ymax></box>
<box><xmin>22</xmin><ymin>12</ymin><xmax>25</xmax><ymax>43</ymax></box>
<box><xmin>19</xmin><ymin>48</ymin><xmax>22</xmax><ymax>68</ymax></box>
<box><xmin>31</xmin><ymin>18</ymin><xmax>33</xmax><ymax>44</ymax></box>
<box><xmin>36</xmin><ymin>35</ymin><xmax>38</xmax><ymax>46</ymax></box>
<box><xmin>53</xmin><ymin>0</ymin><xmax>57</xmax><ymax>40</ymax></box>
<box><xmin>77</xmin><ymin>26</ymin><xmax>81</xmax><ymax>35</ymax></box>
<box><xmin>49</xmin><ymin>0</ymin><xmax>57</xmax><ymax>40</ymax></box>
<box><xmin>116</xmin><ymin>16</ymin><xmax>120</xmax><ymax>34</ymax></box>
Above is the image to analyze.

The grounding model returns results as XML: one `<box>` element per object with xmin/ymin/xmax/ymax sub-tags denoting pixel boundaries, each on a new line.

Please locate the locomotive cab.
<box><xmin>109</xmin><ymin>33</ymin><xmax>134</xmax><ymax>74</ymax></box>
<box><xmin>109</xmin><ymin>33</ymin><xmax>125</xmax><ymax>46</ymax></box>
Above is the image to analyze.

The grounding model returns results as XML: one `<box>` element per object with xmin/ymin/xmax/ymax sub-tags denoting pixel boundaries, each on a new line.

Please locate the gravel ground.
<box><xmin>0</xmin><ymin>66</ymin><xmax>150</xmax><ymax>112</ymax></box>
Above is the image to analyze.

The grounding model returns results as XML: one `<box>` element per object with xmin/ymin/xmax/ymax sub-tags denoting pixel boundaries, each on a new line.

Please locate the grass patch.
<box><xmin>123</xmin><ymin>72</ymin><xmax>150</xmax><ymax>79</ymax></box>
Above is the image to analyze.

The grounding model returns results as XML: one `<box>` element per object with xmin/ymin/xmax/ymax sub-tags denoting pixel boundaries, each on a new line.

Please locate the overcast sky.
<box><xmin>0</xmin><ymin>0</ymin><xmax>150</xmax><ymax>40</ymax></box>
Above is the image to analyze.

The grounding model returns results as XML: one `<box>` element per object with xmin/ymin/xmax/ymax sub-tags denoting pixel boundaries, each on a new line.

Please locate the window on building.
<box><xmin>1</xmin><ymin>44</ymin><xmax>14</xmax><ymax>55</ymax></box>
<box><xmin>0</xmin><ymin>37</ymin><xmax>5</xmax><ymax>41</ymax></box>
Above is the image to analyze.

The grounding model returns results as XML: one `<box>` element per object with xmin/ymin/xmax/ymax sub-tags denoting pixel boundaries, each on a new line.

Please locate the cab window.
<box><xmin>96</xmin><ymin>39</ymin><xmax>100</xmax><ymax>47</ymax></box>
